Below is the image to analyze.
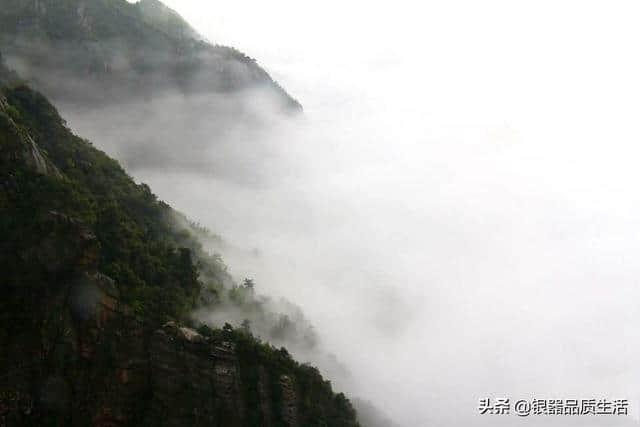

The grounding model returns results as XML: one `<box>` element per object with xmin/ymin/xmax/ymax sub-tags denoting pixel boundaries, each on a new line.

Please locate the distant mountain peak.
<box><xmin>135</xmin><ymin>0</ymin><xmax>202</xmax><ymax>41</ymax></box>
<box><xmin>0</xmin><ymin>0</ymin><xmax>302</xmax><ymax>111</ymax></box>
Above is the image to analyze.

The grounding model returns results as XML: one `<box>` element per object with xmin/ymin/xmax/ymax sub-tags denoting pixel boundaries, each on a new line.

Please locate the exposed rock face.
<box><xmin>279</xmin><ymin>375</ymin><xmax>299</xmax><ymax>427</ymax></box>
<box><xmin>0</xmin><ymin>207</ymin><xmax>335</xmax><ymax>426</ymax></box>
<box><xmin>24</xmin><ymin>211</ymin><xmax>99</xmax><ymax>274</ymax></box>
<box><xmin>1</xmin><ymin>222</ymin><xmax>361</xmax><ymax>425</ymax></box>
<box><xmin>0</xmin><ymin>94</ymin><xmax>61</xmax><ymax>178</ymax></box>
<box><xmin>0</xmin><ymin>55</ymin><xmax>359</xmax><ymax>427</ymax></box>
<box><xmin>149</xmin><ymin>323</ymin><xmax>242</xmax><ymax>427</ymax></box>
<box><xmin>0</xmin><ymin>274</ymin><xmax>315</xmax><ymax>427</ymax></box>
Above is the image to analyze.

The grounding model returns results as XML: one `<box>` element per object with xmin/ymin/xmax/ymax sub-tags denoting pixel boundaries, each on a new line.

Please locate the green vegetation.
<box><xmin>1</xmin><ymin>82</ymin><xmax>216</xmax><ymax>326</ymax></box>
<box><xmin>0</xmin><ymin>56</ymin><xmax>359</xmax><ymax>425</ymax></box>
<box><xmin>0</xmin><ymin>0</ymin><xmax>302</xmax><ymax>110</ymax></box>
<box><xmin>199</xmin><ymin>323</ymin><xmax>360</xmax><ymax>427</ymax></box>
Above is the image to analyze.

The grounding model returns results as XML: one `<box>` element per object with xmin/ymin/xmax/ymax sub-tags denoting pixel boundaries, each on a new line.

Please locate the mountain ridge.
<box><xmin>0</xmin><ymin>2</ymin><xmax>397</xmax><ymax>425</ymax></box>
<box><xmin>0</xmin><ymin>56</ymin><xmax>360</xmax><ymax>426</ymax></box>
<box><xmin>0</xmin><ymin>0</ymin><xmax>301</xmax><ymax>111</ymax></box>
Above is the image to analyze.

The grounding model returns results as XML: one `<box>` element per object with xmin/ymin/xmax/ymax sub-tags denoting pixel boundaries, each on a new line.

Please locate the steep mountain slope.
<box><xmin>0</xmin><ymin>60</ymin><xmax>358</xmax><ymax>426</ymax></box>
<box><xmin>0</xmin><ymin>0</ymin><xmax>301</xmax><ymax>111</ymax></box>
<box><xmin>136</xmin><ymin>0</ymin><xmax>202</xmax><ymax>41</ymax></box>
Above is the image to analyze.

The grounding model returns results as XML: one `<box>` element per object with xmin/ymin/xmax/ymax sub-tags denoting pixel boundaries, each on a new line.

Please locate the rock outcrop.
<box><xmin>0</xmin><ymin>93</ymin><xmax>61</xmax><ymax>178</ymax></box>
<box><xmin>0</xmin><ymin>268</ymin><xmax>342</xmax><ymax>426</ymax></box>
<box><xmin>0</xmin><ymin>147</ymin><xmax>359</xmax><ymax>426</ymax></box>
<box><xmin>0</xmin><ymin>50</ymin><xmax>359</xmax><ymax>427</ymax></box>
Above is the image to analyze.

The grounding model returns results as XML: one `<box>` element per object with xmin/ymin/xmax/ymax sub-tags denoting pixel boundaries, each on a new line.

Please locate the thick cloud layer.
<box><xmin>36</xmin><ymin>1</ymin><xmax>640</xmax><ymax>426</ymax></box>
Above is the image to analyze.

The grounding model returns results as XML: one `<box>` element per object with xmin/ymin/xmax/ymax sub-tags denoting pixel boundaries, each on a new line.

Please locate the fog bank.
<box><xmin>65</xmin><ymin>1</ymin><xmax>640</xmax><ymax>426</ymax></box>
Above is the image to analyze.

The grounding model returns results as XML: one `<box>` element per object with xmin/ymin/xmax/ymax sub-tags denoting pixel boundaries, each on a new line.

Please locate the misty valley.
<box><xmin>1</xmin><ymin>1</ymin><xmax>639</xmax><ymax>427</ymax></box>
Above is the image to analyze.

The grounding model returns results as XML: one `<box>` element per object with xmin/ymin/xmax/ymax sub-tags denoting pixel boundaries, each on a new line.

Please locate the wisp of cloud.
<box><xmin>27</xmin><ymin>0</ymin><xmax>640</xmax><ymax>425</ymax></box>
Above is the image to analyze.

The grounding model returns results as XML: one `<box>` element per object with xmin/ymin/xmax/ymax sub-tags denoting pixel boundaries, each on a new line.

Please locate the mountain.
<box><xmin>0</xmin><ymin>0</ymin><xmax>302</xmax><ymax>185</ymax></box>
<box><xmin>0</xmin><ymin>2</ymin><xmax>390</xmax><ymax>426</ymax></box>
<box><xmin>0</xmin><ymin>58</ymin><xmax>359</xmax><ymax>426</ymax></box>
<box><xmin>136</xmin><ymin>0</ymin><xmax>202</xmax><ymax>41</ymax></box>
<box><xmin>0</xmin><ymin>0</ymin><xmax>301</xmax><ymax>111</ymax></box>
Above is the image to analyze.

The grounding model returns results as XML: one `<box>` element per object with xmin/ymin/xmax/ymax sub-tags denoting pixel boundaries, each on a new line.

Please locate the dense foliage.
<box><xmin>200</xmin><ymin>324</ymin><xmax>359</xmax><ymax>427</ymax></box>
<box><xmin>1</xmin><ymin>81</ymin><xmax>216</xmax><ymax>325</ymax></box>
<box><xmin>0</xmin><ymin>0</ymin><xmax>358</xmax><ymax>420</ymax></box>
<box><xmin>0</xmin><ymin>57</ymin><xmax>360</xmax><ymax>424</ymax></box>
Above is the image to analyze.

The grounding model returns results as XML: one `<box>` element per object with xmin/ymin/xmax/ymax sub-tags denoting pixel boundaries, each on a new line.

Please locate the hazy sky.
<box><xmin>121</xmin><ymin>2</ymin><xmax>640</xmax><ymax>426</ymax></box>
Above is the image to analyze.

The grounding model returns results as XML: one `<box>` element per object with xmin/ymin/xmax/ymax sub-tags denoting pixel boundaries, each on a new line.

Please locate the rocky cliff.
<box><xmin>0</xmin><ymin>90</ymin><xmax>61</xmax><ymax>178</ymax></box>
<box><xmin>0</xmin><ymin>244</ymin><xmax>355</xmax><ymax>426</ymax></box>
<box><xmin>0</xmin><ymin>61</ymin><xmax>359</xmax><ymax>426</ymax></box>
